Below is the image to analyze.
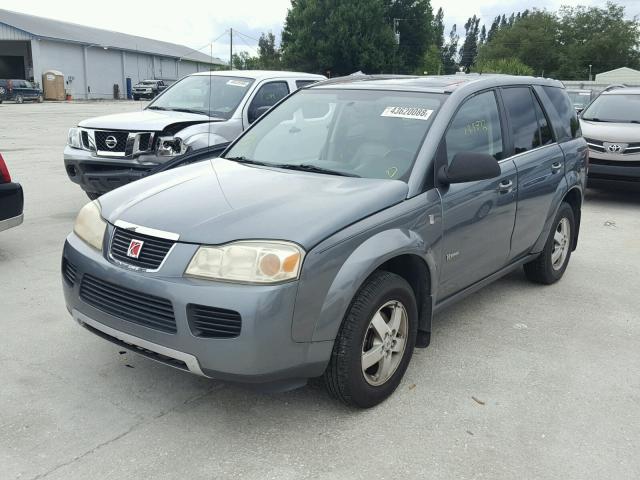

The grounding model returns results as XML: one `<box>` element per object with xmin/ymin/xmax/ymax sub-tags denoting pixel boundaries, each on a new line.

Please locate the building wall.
<box><xmin>0</xmin><ymin>22</ymin><xmax>31</xmax><ymax>41</ymax></box>
<box><xmin>37</xmin><ymin>39</ymin><xmax>85</xmax><ymax>97</ymax></box>
<box><xmin>595</xmin><ymin>69</ymin><xmax>640</xmax><ymax>84</ymax></box>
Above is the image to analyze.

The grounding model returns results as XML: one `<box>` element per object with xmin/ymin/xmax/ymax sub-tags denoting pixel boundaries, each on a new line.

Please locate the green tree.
<box><xmin>281</xmin><ymin>0</ymin><xmax>396</xmax><ymax>76</ymax></box>
<box><xmin>472</xmin><ymin>57</ymin><xmax>534</xmax><ymax>75</ymax></box>
<box><xmin>257</xmin><ymin>32</ymin><xmax>282</xmax><ymax>70</ymax></box>
<box><xmin>232</xmin><ymin>51</ymin><xmax>260</xmax><ymax>70</ymax></box>
<box><xmin>441</xmin><ymin>24</ymin><xmax>459</xmax><ymax>74</ymax></box>
<box><xmin>459</xmin><ymin>15</ymin><xmax>480</xmax><ymax>71</ymax></box>
<box><xmin>557</xmin><ymin>2</ymin><xmax>640</xmax><ymax>79</ymax></box>
<box><xmin>384</xmin><ymin>0</ymin><xmax>435</xmax><ymax>74</ymax></box>
<box><xmin>476</xmin><ymin>11</ymin><xmax>561</xmax><ymax>77</ymax></box>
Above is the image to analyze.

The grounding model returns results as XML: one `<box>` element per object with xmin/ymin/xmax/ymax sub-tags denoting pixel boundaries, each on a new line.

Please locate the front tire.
<box><xmin>524</xmin><ymin>202</ymin><xmax>575</xmax><ymax>284</ymax></box>
<box><xmin>15</xmin><ymin>95</ymin><xmax>23</xmax><ymax>104</ymax></box>
<box><xmin>324</xmin><ymin>271</ymin><xmax>417</xmax><ymax>408</ymax></box>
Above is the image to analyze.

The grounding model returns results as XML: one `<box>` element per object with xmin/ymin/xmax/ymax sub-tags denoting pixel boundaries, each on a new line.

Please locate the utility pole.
<box><xmin>229</xmin><ymin>28</ymin><xmax>233</xmax><ymax>70</ymax></box>
<box><xmin>589</xmin><ymin>64</ymin><xmax>592</xmax><ymax>81</ymax></box>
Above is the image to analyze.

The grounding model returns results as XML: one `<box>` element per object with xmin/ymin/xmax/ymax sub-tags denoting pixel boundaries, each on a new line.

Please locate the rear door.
<box><xmin>437</xmin><ymin>89</ymin><xmax>518</xmax><ymax>298</ymax></box>
<box><xmin>500</xmin><ymin>86</ymin><xmax>566</xmax><ymax>260</ymax></box>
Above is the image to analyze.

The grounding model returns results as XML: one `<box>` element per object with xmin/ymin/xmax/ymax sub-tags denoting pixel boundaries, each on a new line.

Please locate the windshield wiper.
<box><xmin>170</xmin><ymin>108</ymin><xmax>209</xmax><ymax>115</ymax></box>
<box><xmin>147</xmin><ymin>106</ymin><xmax>167</xmax><ymax>110</ymax></box>
<box><xmin>275</xmin><ymin>163</ymin><xmax>360</xmax><ymax>177</ymax></box>
<box><xmin>224</xmin><ymin>156</ymin><xmax>272</xmax><ymax>167</ymax></box>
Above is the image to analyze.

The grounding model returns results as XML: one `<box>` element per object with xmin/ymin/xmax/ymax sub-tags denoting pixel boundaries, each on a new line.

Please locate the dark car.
<box><xmin>132</xmin><ymin>80</ymin><xmax>168</xmax><ymax>100</ymax></box>
<box><xmin>63</xmin><ymin>74</ymin><xmax>587</xmax><ymax>408</ymax></box>
<box><xmin>0</xmin><ymin>79</ymin><xmax>43</xmax><ymax>103</ymax></box>
<box><xmin>0</xmin><ymin>153</ymin><xmax>24</xmax><ymax>232</ymax></box>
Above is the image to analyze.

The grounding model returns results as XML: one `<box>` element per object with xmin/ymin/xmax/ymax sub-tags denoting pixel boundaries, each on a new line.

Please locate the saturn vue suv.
<box><xmin>580</xmin><ymin>87</ymin><xmax>640</xmax><ymax>185</ymax></box>
<box><xmin>62</xmin><ymin>74</ymin><xmax>587</xmax><ymax>408</ymax></box>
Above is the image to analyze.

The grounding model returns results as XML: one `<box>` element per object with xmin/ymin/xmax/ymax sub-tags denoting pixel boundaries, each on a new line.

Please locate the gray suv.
<box><xmin>62</xmin><ymin>75</ymin><xmax>587</xmax><ymax>408</ymax></box>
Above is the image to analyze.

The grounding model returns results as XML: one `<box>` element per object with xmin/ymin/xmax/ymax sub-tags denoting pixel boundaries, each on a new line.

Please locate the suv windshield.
<box><xmin>148</xmin><ymin>75</ymin><xmax>254</xmax><ymax>119</ymax></box>
<box><xmin>224</xmin><ymin>89</ymin><xmax>445</xmax><ymax>181</ymax></box>
<box><xmin>582</xmin><ymin>93</ymin><xmax>640</xmax><ymax>123</ymax></box>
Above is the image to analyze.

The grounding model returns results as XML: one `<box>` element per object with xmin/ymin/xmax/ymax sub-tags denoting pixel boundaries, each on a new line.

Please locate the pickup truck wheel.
<box><xmin>324</xmin><ymin>271</ymin><xmax>417</xmax><ymax>408</ymax></box>
<box><xmin>524</xmin><ymin>202</ymin><xmax>575</xmax><ymax>284</ymax></box>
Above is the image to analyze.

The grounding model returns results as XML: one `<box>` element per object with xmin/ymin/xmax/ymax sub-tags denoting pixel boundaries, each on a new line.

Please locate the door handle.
<box><xmin>498</xmin><ymin>180</ymin><xmax>513</xmax><ymax>193</ymax></box>
<box><xmin>551</xmin><ymin>162</ymin><xmax>563</xmax><ymax>172</ymax></box>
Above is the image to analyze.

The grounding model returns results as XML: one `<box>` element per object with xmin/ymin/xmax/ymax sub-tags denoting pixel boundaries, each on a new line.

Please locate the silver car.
<box><xmin>64</xmin><ymin>70</ymin><xmax>325</xmax><ymax>198</ymax></box>
<box><xmin>580</xmin><ymin>88</ymin><xmax>640</xmax><ymax>184</ymax></box>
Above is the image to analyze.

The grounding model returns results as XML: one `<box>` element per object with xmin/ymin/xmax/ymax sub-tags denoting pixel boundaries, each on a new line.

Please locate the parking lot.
<box><xmin>1</xmin><ymin>100</ymin><xmax>639</xmax><ymax>479</ymax></box>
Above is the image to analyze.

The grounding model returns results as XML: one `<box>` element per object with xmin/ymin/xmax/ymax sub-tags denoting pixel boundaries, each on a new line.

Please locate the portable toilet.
<box><xmin>42</xmin><ymin>70</ymin><xmax>65</xmax><ymax>100</ymax></box>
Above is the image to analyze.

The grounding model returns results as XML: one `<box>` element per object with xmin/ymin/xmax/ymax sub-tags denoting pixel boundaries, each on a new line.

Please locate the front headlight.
<box><xmin>73</xmin><ymin>200</ymin><xmax>107</xmax><ymax>250</ymax></box>
<box><xmin>157</xmin><ymin>136</ymin><xmax>188</xmax><ymax>156</ymax></box>
<box><xmin>67</xmin><ymin>127</ymin><xmax>82</xmax><ymax>149</ymax></box>
<box><xmin>185</xmin><ymin>241</ymin><xmax>305</xmax><ymax>284</ymax></box>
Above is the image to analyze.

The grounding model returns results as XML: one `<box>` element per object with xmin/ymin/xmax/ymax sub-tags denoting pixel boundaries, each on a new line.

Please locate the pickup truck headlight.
<box><xmin>185</xmin><ymin>241</ymin><xmax>304</xmax><ymax>284</ymax></box>
<box><xmin>67</xmin><ymin>127</ymin><xmax>82</xmax><ymax>149</ymax></box>
<box><xmin>157</xmin><ymin>136</ymin><xmax>188</xmax><ymax>156</ymax></box>
<box><xmin>73</xmin><ymin>200</ymin><xmax>107</xmax><ymax>251</ymax></box>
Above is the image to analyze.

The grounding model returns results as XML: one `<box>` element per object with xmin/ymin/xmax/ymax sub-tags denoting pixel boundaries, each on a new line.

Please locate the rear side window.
<box><xmin>444</xmin><ymin>90</ymin><xmax>504</xmax><ymax>164</ymax></box>
<box><xmin>501</xmin><ymin>87</ymin><xmax>540</xmax><ymax>154</ymax></box>
<box><xmin>296</xmin><ymin>80</ymin><xmax>317</xmax><ymax>89</ymax></box>
<box><xmin>540</xmin><ymin>86</ymin><xmax>581</xmax><ymax>141</ymax></box>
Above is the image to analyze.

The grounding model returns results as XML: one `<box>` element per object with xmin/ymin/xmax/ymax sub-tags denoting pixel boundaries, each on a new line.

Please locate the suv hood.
<box><xmin>99</xmin><ymin>159</ymin><xmax>409</xmax><ymax>249</ymax></box>
<box><xmin>580</xmin><ymin>119</ymin><xmax>640</xmax><ymax>142</ymax></box>
<box><xmin>78</xmin><ymin>109</ymin><xmax>211</xmax><ymax>131</ymax></box>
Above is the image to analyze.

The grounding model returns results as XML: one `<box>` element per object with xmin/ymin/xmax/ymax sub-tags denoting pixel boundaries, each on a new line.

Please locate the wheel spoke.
<box><xmin>377</xmin><ymin>353</ymin><xmax>393</xmax><ymax>382</ymax></box>
<box><xmin>388</xmin><ymin>304</ymin><xmax>403</xmax><ymax>332</ymax></box>
<box><xmin>554</xmin><ymin>230</ymin><xmax>563</xmax><ymax>245</ymax></box>
<box><xmin>551</xmin><ymin>247</ymin><xmax>562</xmax><ymax>263</ymax></box>
<box><xmin>371</xmin><ymin>311</ymin><xmax>391</xmax><ymax>339</ymax></box>
<box><xmin>362</xmin><ymin>344</ymin><xmax>384</xmax><ymax>370</ymax></box>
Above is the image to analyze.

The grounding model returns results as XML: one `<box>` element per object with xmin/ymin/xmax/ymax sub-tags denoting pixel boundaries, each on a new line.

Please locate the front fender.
<box><xmin>291</xmin><ymin>192</ymin><xmax>442</xmax><ymax>343</ymax></box>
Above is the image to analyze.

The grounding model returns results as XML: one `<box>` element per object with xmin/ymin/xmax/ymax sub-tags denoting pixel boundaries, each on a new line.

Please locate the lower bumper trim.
<box><xmin>0</xmin><ymin>213</ymin><xmax>24</xmax><ymax>232</ymax></box>
<box><xmin>73</xmin><ymin>309</ymin><xmax>207</xmax><ymax>377</ymax></box>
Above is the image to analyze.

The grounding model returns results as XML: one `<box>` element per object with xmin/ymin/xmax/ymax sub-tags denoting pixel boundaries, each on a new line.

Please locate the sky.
<box><xmin>5</xmin><ymin>0</ymin><xmax>640</xmax><ymax>61</ymax></box>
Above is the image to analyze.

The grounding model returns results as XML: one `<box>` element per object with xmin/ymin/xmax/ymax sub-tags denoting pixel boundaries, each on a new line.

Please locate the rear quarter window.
<box><xmin>537</xmin><ymin>86</ymin><xmax>581</xmax><ymax>142</ymax></box>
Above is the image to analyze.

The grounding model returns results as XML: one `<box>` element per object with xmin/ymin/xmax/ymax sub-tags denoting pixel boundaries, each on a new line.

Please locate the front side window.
<box><xmin>502</xmin><ymin>87</ymin><xmax>540</xmax><ymax>154</ymax></box>
<box><xmin>444</xmin><ymin>90</ymin><xmax>503</xmax><ymax>164</ymax></box>
<box><xmin>248</xmin><ymin>81</ymin><xmax>290</xmax><ymax>123</ymax></box>
<box><xmin>581</xmin><ymin>93</ymin><xmax>640</xmax><ymax>124</ymax></box>
<box><xmin>148</xmin><ymin>75</ymin><xmax>254</xmax><ymax>119</ymax></box>
<box><xmin>225</xmin><ymin>89</ymin><xmax>445</xmax><ymax>181</ymax></box>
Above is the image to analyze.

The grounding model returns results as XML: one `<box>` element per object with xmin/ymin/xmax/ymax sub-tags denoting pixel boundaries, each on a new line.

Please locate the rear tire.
<box><xmin>324</xmin><ymin>271</ymin><xmax>417</xmax><ymax>408</ymax></box>
<box><xmin>524</xmin><ymin>202</ymin><xmax>575</xmax><ymax>284</ymax></box>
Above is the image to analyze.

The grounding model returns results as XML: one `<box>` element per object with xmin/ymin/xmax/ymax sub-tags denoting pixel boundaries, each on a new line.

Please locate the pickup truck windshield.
<box><xmin>148</xmin><ymin>75</ymin><xmax>254</xmax><ymax>119</ymax></box>
<box><xmin>582</xmin><ymin>94</ymin><xmax>640</xmax><ymax>123</ymax></box>
<box><xmin>224</xmin><ymin>89</ymin><xmax>445</xmax><ymax>181</ymax></box>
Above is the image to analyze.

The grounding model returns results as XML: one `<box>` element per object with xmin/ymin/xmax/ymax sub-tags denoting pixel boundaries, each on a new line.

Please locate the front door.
<box><xmin>437</xmin><ymin>90</ymin><xmax>518</xmax><ymax>299</ymax></box>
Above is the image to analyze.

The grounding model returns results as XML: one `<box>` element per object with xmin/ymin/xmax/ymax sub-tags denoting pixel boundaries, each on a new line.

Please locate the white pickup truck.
<box><xmin>64</xmin><ymin>70</ymin><xmax>325</xmax><ymax>198</ymax></box>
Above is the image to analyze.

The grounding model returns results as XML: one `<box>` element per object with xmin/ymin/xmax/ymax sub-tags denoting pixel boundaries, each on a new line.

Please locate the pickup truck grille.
<box><xmin>110</xmin><ymin>227</ymin><xmax>175</xmax><ymax>270</ymax></box>
<box><xmin>95</xmin><ymin>131</ymin><xmax>128</xmax><ymax>153</ymax></box>
<box><xmin>80</xmin><ymin>274</ymin><xmax>177</xmax><ymax>333</ymax></box>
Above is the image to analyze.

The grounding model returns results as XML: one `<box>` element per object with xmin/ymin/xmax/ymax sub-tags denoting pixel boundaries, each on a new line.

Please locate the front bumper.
<box><xmin>64</xmin><ymin>146</ymin><xmax>163</xmax><ymax>195</ymax></box>
<box><xmin>588</xmin><ymin>152</ymin><xmax>640</xmax><ymax>183</ymax></box>
<box><xmin>62</xmin><ymin>232</ymin><xmax>332</xmax><ymax>386</ymax></box>
<box><xmin>0</xmin><ymin>181</ymin><xmax>24</xmax><ymax>231</ymax></box>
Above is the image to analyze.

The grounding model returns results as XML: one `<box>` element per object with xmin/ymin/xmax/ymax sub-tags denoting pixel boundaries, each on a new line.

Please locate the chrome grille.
<box><xmin>110</xmin><ymin>228</ymin><xmax>175</xmax><ymax>270</ymax></box>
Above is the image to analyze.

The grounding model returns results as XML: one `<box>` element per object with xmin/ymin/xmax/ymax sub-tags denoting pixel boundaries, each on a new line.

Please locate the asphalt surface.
<box><xmin>1</xmin><ymin>101</ymin><xmax>639</xmax><ymax>480</ymax></box>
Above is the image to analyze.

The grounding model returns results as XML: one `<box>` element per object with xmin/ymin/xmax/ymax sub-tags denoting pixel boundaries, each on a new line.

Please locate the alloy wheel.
<box><xmin>361</xmin><ymin>300</ymin><xmax>408</xmax><ymax>386</ymax></box>
<box><xmin>552</xmin><ymin>217</ymin><xmax>571</xmax><ymax>270</ymax></box>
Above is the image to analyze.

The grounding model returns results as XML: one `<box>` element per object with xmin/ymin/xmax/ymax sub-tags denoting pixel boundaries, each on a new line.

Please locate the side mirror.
<box><xmin>438</xmin><ymin>152</ymin><xmax>501</xmax><ymax>185</ymax></box>
<box><xmin>248</xmin><ymin>105</ymin><xmax>271</xmax><ymax>124</ymax></box>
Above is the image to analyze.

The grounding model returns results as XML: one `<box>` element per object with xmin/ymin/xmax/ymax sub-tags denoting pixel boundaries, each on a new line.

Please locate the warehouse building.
<box><xmin>0</xmin><ymin>8</ymin><xmax>226</xmax><ymax>99</ymax></box>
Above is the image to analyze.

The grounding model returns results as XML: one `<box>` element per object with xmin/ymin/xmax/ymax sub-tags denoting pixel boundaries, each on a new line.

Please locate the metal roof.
<box><xmin>193</xmin><ymin>70</ymin><xmax>326</xmax><ymax>80</ymax></box>
<box><xmin>0</xmin><ymin>8</ymin><xmax>226</xmax><ymax>65</ymax></box>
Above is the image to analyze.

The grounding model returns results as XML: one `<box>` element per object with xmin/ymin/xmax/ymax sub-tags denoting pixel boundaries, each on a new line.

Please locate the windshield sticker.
<box><xmin>226</xmin><ymin>79</ymin><xmax>250</xmax><ymax>87</ymax></box>
<box><xmin>381</xmin><ymin>106</ymin><xmax>433</xmax><ymax>121</ymax></box>
<box><xmin>386</xmin><ymin>167</ymin><xmax>399</xmax><ymax>178</ymax></box>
